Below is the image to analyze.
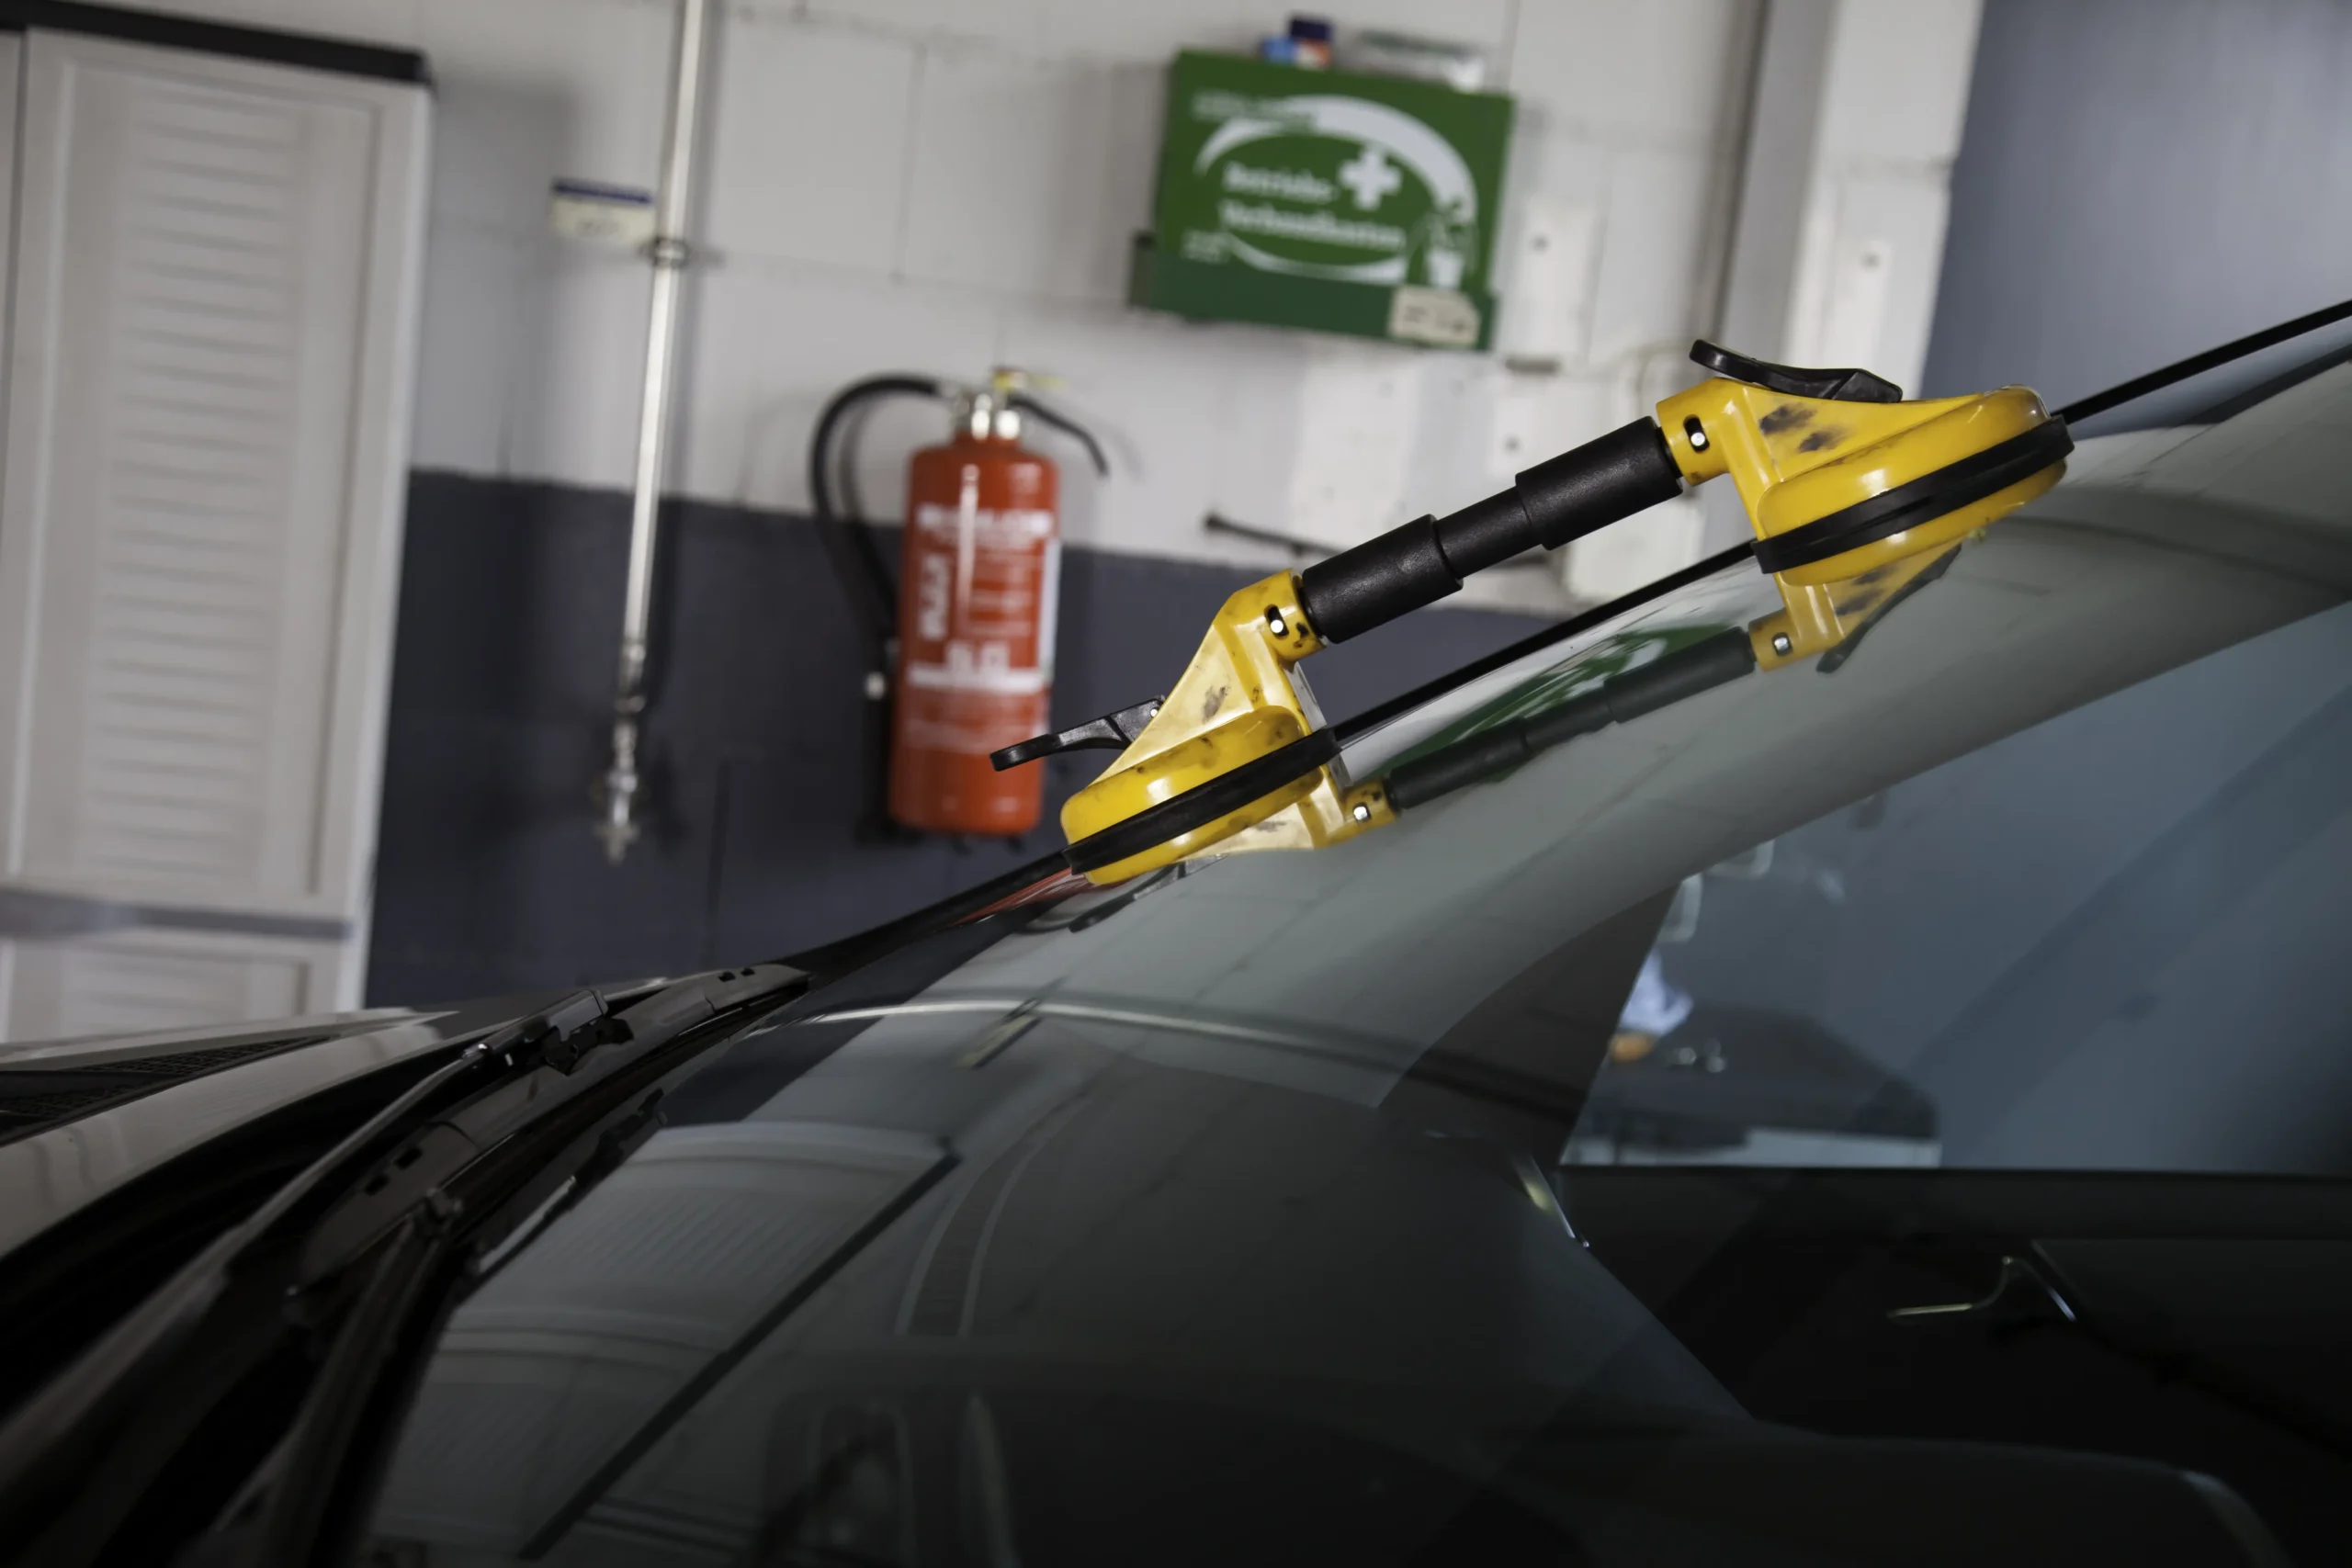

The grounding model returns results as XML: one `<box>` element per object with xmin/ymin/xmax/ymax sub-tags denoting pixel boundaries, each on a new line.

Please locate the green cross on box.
<box><xmin>1131</xmin><ymin>51</ymin><xmax>1515</xmax><ymax>351</ymax></box>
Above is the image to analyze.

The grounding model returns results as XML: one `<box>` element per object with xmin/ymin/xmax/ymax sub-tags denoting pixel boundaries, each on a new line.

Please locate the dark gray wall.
<box><xmin>366</xmin><ymin>473</ymin><xmax>1549</xmax><ymax>1007</ymax></box>
<box><xmin>1924</xmin><ymin>0</ymin><xmax>2352</xmax><ymax>406</ymax></box>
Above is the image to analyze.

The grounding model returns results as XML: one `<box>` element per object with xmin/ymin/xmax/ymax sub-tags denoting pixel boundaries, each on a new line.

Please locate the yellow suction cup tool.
<box><xmin>995</xmin><ymin>341</ymin><xmax>2068</xmax><ymax>884</ymax></box>
<box><xmin>1657</xmin><ymin>342</ymin><xmax>2071</xmax><ymax>670</ymax></box>
<box><xmin>993</xmin><ymin>574</ymin><xmax>1392</xmax><ymax>886</ymax></box>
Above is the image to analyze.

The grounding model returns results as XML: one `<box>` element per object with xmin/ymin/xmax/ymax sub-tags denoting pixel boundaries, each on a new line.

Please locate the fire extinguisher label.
<box><xmin>1035</xmin><ymin>536</ymin><xmax>1060</xmax><ymax>682</ymax></box>
<box><xmin>902</xmin><ymin>503</ymin><xmax>1056</xmax><ymax>710</ymax></box>
<box><xmin>889</xmin><ymin>446</ymin><xmax>1061</xmax><ymax>832</ymax></box>
<box><xmin>912</xmin><ymin>502</ymin><xmax>1053</xmax><ymax>545</ymax></box>
<box><xmin>902</xmin><ymin>657</ymin><xmax>1048</xmax><ymax>694</ymax></box>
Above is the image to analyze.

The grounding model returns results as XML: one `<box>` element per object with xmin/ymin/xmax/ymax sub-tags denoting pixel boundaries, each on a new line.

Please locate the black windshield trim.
<box><xmin>778</xmin><ymin>851</ymin><xmax>1069</xmax><ymax>978</ymax></box>
<box><xmin>2182</xmin><ymin>336</ymin><xmax>2352</xmax><ymax>427</ymax></box>
<box><xmin>2056</xmin><ymin>297</ymin><xmax>2352</xmax><ymax>425</ymax></box>
<box><xmin>1357</xmin><ymin>298</ymin><xmax>2352</xmax><ymax>746</ymax></box>
<box><xmin>1332</xmin><ymin>542</ymin><xmax>1758</xmax><ymax>742</ymax></box>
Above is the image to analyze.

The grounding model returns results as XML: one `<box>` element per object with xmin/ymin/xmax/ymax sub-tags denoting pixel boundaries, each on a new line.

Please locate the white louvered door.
<box><xmin>0</xmin><ymin>28</ymin><xmax>429</xmax><ymax>1041</ymax></box>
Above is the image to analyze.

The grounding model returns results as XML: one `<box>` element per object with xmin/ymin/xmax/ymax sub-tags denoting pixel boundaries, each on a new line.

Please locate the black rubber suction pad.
<box><xmin>1749</xmin><ymin>418</ymin><xmax>2074</xmax><ymax>576</ymax></box>
<box><xmin>1062</xmin><ymin>730</ymin><xmax>1339</xmax><ymax>875</ymax></box>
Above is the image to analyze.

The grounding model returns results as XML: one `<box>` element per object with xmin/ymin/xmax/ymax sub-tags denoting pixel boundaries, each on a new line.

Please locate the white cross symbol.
<box><xmin>1338</xmin><ymin>145</ymin><xmax>1402</xmax><ymax>210</ymax></box>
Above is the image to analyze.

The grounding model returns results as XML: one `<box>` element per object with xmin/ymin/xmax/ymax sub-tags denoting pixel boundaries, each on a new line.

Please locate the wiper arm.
<box><xmin>297</xmin><ymin>964</ymin><xmax>804</xmax><ymax>1286</ymax></box>
<box><xmin>254</xmin><ymin>964</ymin><xmax>808</xmax><ymax>1565</ymax></box>
<box><xmin>0</xmin><ymin>963</ymin><xmax>806</xmax><ymax>1568</ymax></box>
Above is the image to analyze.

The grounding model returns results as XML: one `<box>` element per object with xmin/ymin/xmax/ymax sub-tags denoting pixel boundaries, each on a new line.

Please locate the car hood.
<box><xmin>0</xmin><ymin>990</ymin><xmax>596</xmax><ymax>1257</ymax></box>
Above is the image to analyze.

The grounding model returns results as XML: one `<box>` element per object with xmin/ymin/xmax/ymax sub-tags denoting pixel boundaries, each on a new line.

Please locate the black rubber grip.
<box><xmin>1521</xmin><ymin>686</ymin><xmax>1616</xmax><ymax>751</ymax></box>
<box><xmin>1510</xmin><ymin>419</ymin><xmax>1687</xmax><ymax>549</ymax></box>
<box><xmin>1298</xmin><ymin>514</ymin><xmax>1457</xmax><ymax>644</ymax></box>
<box><xmin>1589</xmin><ymin>629</ymin><xmax>1758</xmax><ymax>725</ymax></box>
<box><xmin>1296</xmin><ymin>418</ymin><xmax>1685</xmax><ymax>644</ymax></box>
<box><xmin>1385</xmin><ymin>727</ymin><xmax>1534</xmax><ymax>809</ymax></box>
<box><xmin>1430</xmin><ymin>489</ymin><xmax>1532</xmax><ymax>577</ymax></box>
<box><xmin>1386</xmin><ymin>630</ymin><xmax>1755</xmax><ymax>810</ymax></box>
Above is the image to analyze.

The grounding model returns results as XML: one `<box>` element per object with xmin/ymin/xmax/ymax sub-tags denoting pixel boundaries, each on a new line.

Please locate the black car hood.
<box><xmin>0</xmin><ymin>987</ymin><xmax>630</xmax><ymax>1259</ymax></box>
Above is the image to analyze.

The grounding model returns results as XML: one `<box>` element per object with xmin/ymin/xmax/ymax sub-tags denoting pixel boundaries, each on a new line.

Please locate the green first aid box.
<box><xmin>1131</xmin><ymin>51</ymin><xmax>1515</xmax><ymax>351</ymax></box>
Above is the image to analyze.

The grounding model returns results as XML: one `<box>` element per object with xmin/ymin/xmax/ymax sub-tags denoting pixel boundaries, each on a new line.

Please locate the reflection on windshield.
<box><xmin>1574</xmin><ymin>600</ymin><xmax>2352</xmax><ymax>1174</ymax></box>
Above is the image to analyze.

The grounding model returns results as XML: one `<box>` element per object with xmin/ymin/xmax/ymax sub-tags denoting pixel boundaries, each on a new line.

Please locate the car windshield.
<box><xmin>365</xmin><ymin>349</ymin><xmax>2352</xmax><ymax>1566</ymax></box>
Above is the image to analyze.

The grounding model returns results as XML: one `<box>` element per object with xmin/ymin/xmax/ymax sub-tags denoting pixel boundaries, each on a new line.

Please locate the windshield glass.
<box><xmin>1568</xmin><ymin>595</ymin><xmax>2352</xmax><ymax>1171</ymax></box>
<box><xmin>364</xmin><ymin>356</ymin><xmax>2352</xmax><ymax>1567</ymax></box>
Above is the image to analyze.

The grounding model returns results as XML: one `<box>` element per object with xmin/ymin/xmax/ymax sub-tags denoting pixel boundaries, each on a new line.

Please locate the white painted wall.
<box><xmin>1691</xmin><ymin>0</ymin><xmax>1982</xmax><ymax>562</ymax></box>
<box><xmin>122</xmin><ymin>0</ymin><xmax>1973</xmax><ymax>611</ymax></box>
<box><xmin>1783</xmin><ymin>0</ymin><xmax>1982</xmax><ymax>397</ymax></box>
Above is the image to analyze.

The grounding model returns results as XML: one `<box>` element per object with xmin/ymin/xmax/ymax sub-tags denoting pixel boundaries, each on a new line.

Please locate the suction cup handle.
<box><xmin>992</xmin><ymin>697</ymin><xmax>1163</xmax><ymax>771</ymax></box>
<box><xmin>1689</xmin><ymin>340</ymin><xmax>1903</xmax><ymax>403</ymax></box>
<box><xmin>1297</xmin><ymin>418</ymin><xmax>1684</xmax><ymax>644</ymax></box>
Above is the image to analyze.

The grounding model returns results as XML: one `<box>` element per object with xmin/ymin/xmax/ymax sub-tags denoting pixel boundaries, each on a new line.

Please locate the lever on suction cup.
<box><xmin>992</xmin><ymin>698</ymin><xmax>1164</xmax><ymax>771</ymax></box>
<box><xmin>1690</xmin><ymin>340</ymin><xmax>1904</xmax><ymax>404</ymax></box>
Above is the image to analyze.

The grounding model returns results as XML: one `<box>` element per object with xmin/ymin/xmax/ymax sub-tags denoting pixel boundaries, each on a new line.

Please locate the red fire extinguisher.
<box><xmin>888</xmin><ymin>373</ymin><xmax>1060</xmax><ymax>834</ymax></box>
<box><xmin>807</xmin><ymin>369</ymin><xmax>1106</xmax><ymax>839</ymax></box>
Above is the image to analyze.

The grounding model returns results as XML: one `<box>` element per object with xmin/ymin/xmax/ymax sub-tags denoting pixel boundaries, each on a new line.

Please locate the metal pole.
<box><xmin>598</xmin><ymin>0</ymin><xmax>711</xmax><ymax>863</ymax></box>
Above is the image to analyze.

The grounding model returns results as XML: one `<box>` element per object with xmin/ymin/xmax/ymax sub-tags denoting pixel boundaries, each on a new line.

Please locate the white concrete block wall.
<box><xmin>1784</xmin><ymin>0</ymin><xmax>1983</xmax><ymax>397</ymax></box>
<box><xmin>118</xmin><ymin>0</ymin><xmax>1969</xmax><ymax>611</ymax></box>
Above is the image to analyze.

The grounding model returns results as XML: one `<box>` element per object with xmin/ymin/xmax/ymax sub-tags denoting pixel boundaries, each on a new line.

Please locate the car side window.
<box><xmin>1570</xmin><ymin>601</ymin><xmax>2352</xmax><ymax>1175</ymax></box>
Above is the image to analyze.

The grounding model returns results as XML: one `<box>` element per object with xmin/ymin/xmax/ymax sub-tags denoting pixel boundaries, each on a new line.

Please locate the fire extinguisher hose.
<box><xmin>807</xmin><ymin>373</ymin><xmax>952</xmax><ymax>651</ymax></box>
<box><xmin>808</xmin><ymin>374</ymin><xmax>950</xmax><ymax>840</ymax></box>
<box><xmin>1006</xmin><ymin>395</ymin><xmax>1111</xmax><ymax>478</ymax></box>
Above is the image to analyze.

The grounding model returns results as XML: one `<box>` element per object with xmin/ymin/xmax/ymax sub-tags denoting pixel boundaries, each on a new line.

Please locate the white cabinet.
<box><xmin>0</xmin><ymin>18</ymin><xmax>429</xmax><ymax>1039</ymax></box>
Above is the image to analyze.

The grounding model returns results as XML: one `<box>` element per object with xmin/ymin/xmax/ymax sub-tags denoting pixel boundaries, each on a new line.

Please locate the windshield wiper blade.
<box><xmin>296</xmin><ymin>965</ymin><xmax>804</xmax><ymax>1287</ymax></box>
<box><xmin>0</xmin><ymin>963</ymin><xmax>807</xmax><ymax>1568</ymax></box>
<box><xmin>246</xmin><ymin>965</ymin><xmax>808</xmax><ymax>1565</ymax></box>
